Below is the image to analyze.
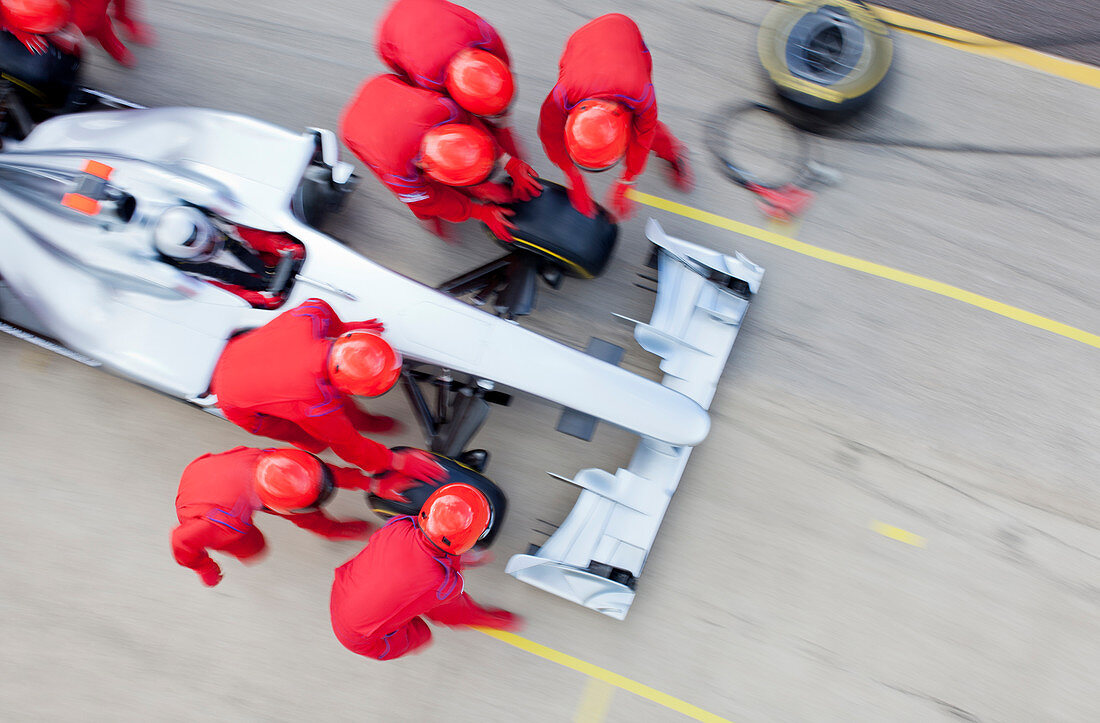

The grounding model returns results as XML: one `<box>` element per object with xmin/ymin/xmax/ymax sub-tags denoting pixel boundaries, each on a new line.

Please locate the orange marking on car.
<box><xmin>61</xmin><ymin>193</ymin><xmax>101</xmax><ymax>215</ymax></box>
<box><xmin>81</xmin><ymin>160</ymin><xmax>113</xmax><ymax>180</ymax></box>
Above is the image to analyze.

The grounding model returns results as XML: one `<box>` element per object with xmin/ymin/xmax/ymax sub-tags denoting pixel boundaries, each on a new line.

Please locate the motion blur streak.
<box><xmin>476</xmin><ymin>628</ymin><xmax>734</xmax><ymax>722</ymax></box>
<box><xmin>632</xmin><ymin>191</ymin><xmax>1100</xmax><ymax>351</ymax></box>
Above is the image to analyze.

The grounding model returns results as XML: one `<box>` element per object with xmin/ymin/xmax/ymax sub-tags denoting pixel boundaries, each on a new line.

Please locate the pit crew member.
<box><xmin>330</xmin><ymin>483</ymin><xmax>520</xmax><ymax>660</ymax></box>
<box><xmin>340</xmin><ymin>73</ymin><xmax>516</xmax><ymax>242</ymax></box>
<box><xmin>538</xmin><ymin>13</ymin><xmax>693</xmax><ymax>220</ymax></box>
<box><xmin>211</xmin><ymin>297</ymin><xmax>445</xmax><ymax>482</ymax></box>
<box><xmin>375</xmin><ymin>0</ymin><xmax>541</xmax><ymax>201</ymax></box>
<box><xmin>171</xmin><ymin>447</ymin><xmax>414</xmax><ymax>586</ymax></box>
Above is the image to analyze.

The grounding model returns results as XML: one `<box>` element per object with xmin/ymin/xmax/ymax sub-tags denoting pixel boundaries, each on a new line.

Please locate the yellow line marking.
<box><xmin>574</xmin><ymin>677</ymin><xmax>616</xmax><ymax>723</ymax></box>
<box><xmin>871</xmin><ymin>521</ymin><xmax>927</xmax><ymax>547</ymax></box>
<box><xmin>477</xmin><ymin>628</ymin><xmax>734</xmax><ymax>722</ymax></box>
<box><xmin>631</xmin><ymin>191</ymin><xmax>1100</xmax><ymax>351</ymax></box>
<box><xmin>868</xmin><ymin>4</ymin><xmax>1100</xmax><ymax>89</ymax></box>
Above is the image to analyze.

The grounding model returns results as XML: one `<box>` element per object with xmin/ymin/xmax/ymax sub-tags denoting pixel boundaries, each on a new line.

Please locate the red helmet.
<box><xmin>1</xmin><ymin>0</ymin><xmax>69</xmax><ymax>34</ymax></box>
<box><xmin>564</xmin><ymin>99</ymin><xmax>630</xmax><ymax>172</ymax></box>
<box><xmin>254</xmin><ymin>449</ymin><xmax>333</xmax><ymax>514</ymax></box>
<box><xmin>327</xmin><ymin>331</ymin><xmax>402</xmax><ymax>397</ymax></box>
<box><xmin>419</xmin><ymin>123</ymin><xmax>495</xmax><ymax>187</ymax></box>
<box><xmin>417</xmin><ymin>483</ymin><xmax>491</xmax><ymax>555</ymax></box>
<box><xmin>445</xmin><ymin>48</ymin><xmax>514</xmax><ymax>117</ymax></box>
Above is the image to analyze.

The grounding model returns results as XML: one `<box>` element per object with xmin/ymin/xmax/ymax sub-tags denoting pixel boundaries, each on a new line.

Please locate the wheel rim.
<box><xmin>785</xmin><ymin>6</ymin><xmax>866</xmax><ymax>86</ymax></box>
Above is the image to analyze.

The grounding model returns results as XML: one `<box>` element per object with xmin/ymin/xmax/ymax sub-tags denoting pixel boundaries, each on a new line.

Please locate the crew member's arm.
<box><xmin>294</xmin><ymin>404</ymin><xmax>394</xmax><ymax>473</ymax></box>
<box><xmin>290</xmin><ymin>297</ymin><xmax>383</xmax><ymax>336</ymax></box>
<box><xmin>404</xmin><ymin>180</ymin><xmax>515</xmax><ymax>241</ymax></box>
<box><xmin>328</xmin><ymin>465</ymin><xmax>375</xmax><ymax>492</ymax></box>
<box><xmin>484</xmin><ymin>120</ymin><xmax>524</xmax><ymax>163</ymax></box>
<box><xmin>171</xmin><ymin>519</ymin><xmax>231</xmax><ymax>586</ymax></box>
<box><xmin>538</xmin><ymin>90</ymin><xmax>594</xmax><ymax>216</ymax></box>
<box><xmin>425</xmin><ymin>591</ymin><xmax>520</xmax><ymax>629</ymax></box>
<box><xmin>620</xmin><ymin>90</ymin><xmax>659</xmax><ymax>184</ymax></box>
<box><xmin>278</xmin><ymin>510</ymin><xmax>370</xmax><ymax>539</ymax></box>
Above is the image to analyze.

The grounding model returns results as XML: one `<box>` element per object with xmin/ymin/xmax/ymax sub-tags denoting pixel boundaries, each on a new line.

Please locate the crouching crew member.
<box><xmin>171</xmin><ymin>447</ymin><xmax>413</xmax><ymax>586</ymax></box>
<box><xmin>376</xmin><ymin>0</ymin><xmax>541</xmax><ymax>201</ymax></box>
<box><xmin>340</xmin><ymin>74</ymin><xmax>518</xmax><ymax>242</ymax></box>
<box><xmin>538</xmin><ymin>13</ymin><xmax>693</xmax><ymax>220</ymax></box>
<box><xmin>211</xmin><ymin>297</ymin><xmax>445</xmax><ymax>482</ymax></box>
<box><xmin>330</xmin><ymin>484</ymin><xmax>520</xmax><ymax>660</ymax></box>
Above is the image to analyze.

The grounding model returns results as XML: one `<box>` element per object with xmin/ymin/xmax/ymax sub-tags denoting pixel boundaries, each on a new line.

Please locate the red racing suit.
<box><xmin>330</xmin><ymin>516</ymin><xmax>508</xmax><ymax>660</ymax></box>
<box><xmin>70</xmin><ymin>0</ymin><xmax>151</xmax><ymax>67</ymax></box>
<box><xmin>211</xmin><ymin>298</ymin><xmax>394</xmax><ymax>472</ymax></box>
<box><xmin>538</xmin><ymin>13</ymin><xmax>681</xmax><ymax>189</ymax></box>
<box><xmin>171</xmin><ymin>447</ymin><xmax>373</xmax><ymax>580</ymax></box>
<box><xmin>375</xmin><ymin>0</ymin><xmax>524</xmax><ymax>160</ymax></box>
<box><xmin>340</xmin><ymin>74</ymin><xmax>504</xmax><ymax>225</ymax></box>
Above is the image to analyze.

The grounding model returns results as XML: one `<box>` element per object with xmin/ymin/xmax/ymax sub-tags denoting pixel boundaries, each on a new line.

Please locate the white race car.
<box><xmin>0</xmin><ymin>94</ymin><xmax>762</xmax><ymax>620</ymax></box>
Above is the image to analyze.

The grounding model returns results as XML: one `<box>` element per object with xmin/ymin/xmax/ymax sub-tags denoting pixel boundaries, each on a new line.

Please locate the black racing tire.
<box><xmin>757</xmin><ymin>0</ymin><xmax>893</xmax><ymax>122</ymax></box>
<box><xmin>0</xmin><ymin>31</ymin><xmax>81</xmax><ymax>112</ymax></box>
<box><xmin>291</xmin><ymin>165</ymin><xmax>339</xmax><ymax>229</ymax></box>
<box><xmin>494</xmin><ymin>180</ymin><xmax>618</xmax><ymax>279</ymax></box>
<box><xmin>366</xmin><ymin>449</ymin><xmax>508</xmax><ymax>550</ymax></box>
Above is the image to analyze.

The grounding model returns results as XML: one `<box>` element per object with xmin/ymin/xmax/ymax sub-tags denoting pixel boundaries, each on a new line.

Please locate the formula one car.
<box><xmin>0</xmin><ymin>45</ymin><xmax>764</xmax><ymax>619</ymax></box>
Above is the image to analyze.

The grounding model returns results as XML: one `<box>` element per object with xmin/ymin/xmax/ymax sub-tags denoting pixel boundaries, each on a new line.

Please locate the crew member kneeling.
<box><xmin>330</xmin><ymin>483</ymin><xmax>520</xmax><ymax>661</ymax></box>
<box><xmin>211</xmin><ymin>297</ymin><xmax>445</xmax><ymax>482</ymax></box>
<box><xmin>375</xmin><ymin>0</ymin><xmax>542</xmax><ymax>203</ymax></box>
<box><xmin>341</xmin><ymin>74</ymin><xmax>518</xmax><ymax>242</ymax></box>
<box><xmin>171</xmin><ymin>447</ymin><xmax>412</xmax><ymax>587</ymax></box>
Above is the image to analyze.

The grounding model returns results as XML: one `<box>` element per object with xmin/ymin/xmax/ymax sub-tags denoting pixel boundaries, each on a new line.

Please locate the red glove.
<box><xmin>390</xmin><ymin>449</ymin><xmax>447</xmax><ymax>483</ymax></box>
<box><xmin>11</xmin><ymin>30</ymin><xmax>49</xmax><ymax>54</ymax></box>
<box><xmin>344</xmin><ymin>318</ymin><xmax>385</xmax><ymax>333</ymax></box>
<box><xmin>566</xmin><ymin>181</ymin><xmax>597</xmax><ymax>218</ymax></box>
<box><xmin>467</xmin><ymin>181</ymin><xmax>514</xmax><ymax>205</ymax></box>
<box><xmin>474</xmin><ymin>608</ymin><xmax>523</xmax><ymax>632</ymax></box>
<box><xmin>505</xmin><ymin>158</ymin><xmax>543</xmax><ymax>202</ymax></box>
<box><xmin>320</xmin><ymin>520</ymin><xmax>373</xmax><ymax>540</ymax></box>
<box><xmin>469</xmin><ymin>204</ymin><xmax>516</xmax><ymax>242</ymax></box>
<box><xmin>372</xmin><ymin>471</ymin><xmax>420</xmax><ymax>502</ymax></box>
<box><xmin>113</xmin><ymin>10</ymin><xmax>156</xmax><ymax>46</ymax></box>
<box><xmin>197</xmin><ymin>561</ymin><xmax>223</xmax><ymax>587</ymax></box>
<box><xmin>606</xmin><ymin>181</ymin><xmax>636</xmax><ymax>220</ymax></box>
<box><xmin>459</xmin><ymin>548</ymin><xmax>494</xmax><ymax>568</ymax></box>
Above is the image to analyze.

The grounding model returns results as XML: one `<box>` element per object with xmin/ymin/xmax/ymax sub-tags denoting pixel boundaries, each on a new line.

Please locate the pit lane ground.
<box><xmin>2</xmin><ymin>1</ymin><xmax>1099</xmax><ymax>721</ymax></box>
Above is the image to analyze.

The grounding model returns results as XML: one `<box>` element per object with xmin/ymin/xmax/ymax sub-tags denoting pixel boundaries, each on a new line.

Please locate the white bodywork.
<box><xmin>507</xmin><ymin>219</ymin><xmax>764</xmax><ymax>619</ymax></box>
<box><xmin>0</xmin><ymin>108</ymin><xmax>711</xmax><ymax>447</ymax></box>
<box><xmin>0</xmin><ymin>109</ymin><xmax>764</xmax><ymax>618</ymax></box>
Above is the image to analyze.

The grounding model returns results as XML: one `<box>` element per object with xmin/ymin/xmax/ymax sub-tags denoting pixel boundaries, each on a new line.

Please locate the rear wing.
<box><xmin>506</xmin><ymin>218</ymin><xmax>764</xmax><ymax>619</ymax></box>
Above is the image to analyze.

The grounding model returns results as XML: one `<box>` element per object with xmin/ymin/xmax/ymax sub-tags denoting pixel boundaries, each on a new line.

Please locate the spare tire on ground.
<box><xmin>757</xmin><ymin>0</ymin><xmax>893</xmax><ymax>123</ymax></box>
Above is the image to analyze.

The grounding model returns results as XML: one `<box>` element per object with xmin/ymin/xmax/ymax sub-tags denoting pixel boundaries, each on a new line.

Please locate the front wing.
<box><xmin>506</xmin><ymin>219</ymin><xmax>764</xmax><ymax>619</ymax></box>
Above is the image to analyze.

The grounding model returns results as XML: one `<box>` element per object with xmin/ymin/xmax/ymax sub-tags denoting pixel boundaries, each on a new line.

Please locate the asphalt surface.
<box><xmin>2</xmin><ymin>1</ymin><xmax>1099</xmax><ymax>721</ymax></box>
<box><xmin>874</xmin><ymin>0</ymin><xmax>1100</xmax><ymax>67</ymax></box>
